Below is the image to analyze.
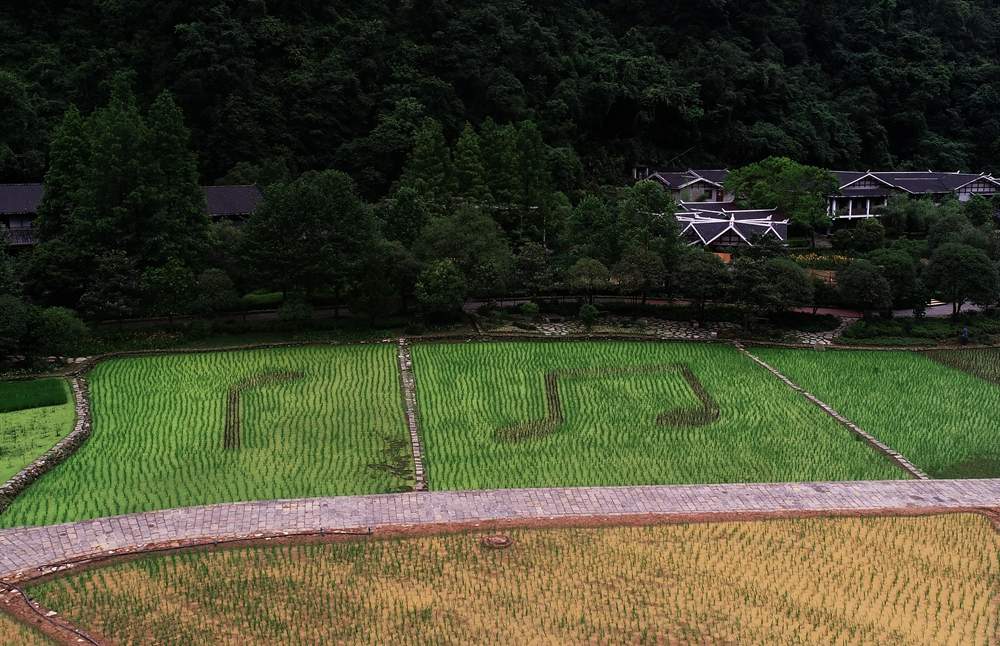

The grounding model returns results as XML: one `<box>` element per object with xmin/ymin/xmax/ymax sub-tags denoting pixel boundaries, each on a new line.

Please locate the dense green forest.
<box><xmin>3</xmin><ymin>0</ymin><xmax>1000</xmax><ymax>192</ymax></box>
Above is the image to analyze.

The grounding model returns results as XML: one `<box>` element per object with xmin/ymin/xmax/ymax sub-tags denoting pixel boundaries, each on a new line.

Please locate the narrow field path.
<box><xmin>396</xmin><ymin>338</ymin><xmax>427</xmax><ymax>491</ymax></box>
<box><xmin>735</xmin><ymin>343</ymin><xmax>931</xmax><ymax>480</ymax></box>
<box><xmin>0</xmin><ymin>479</ymin><xmax>996</xmax><ymax>581</ymax></box>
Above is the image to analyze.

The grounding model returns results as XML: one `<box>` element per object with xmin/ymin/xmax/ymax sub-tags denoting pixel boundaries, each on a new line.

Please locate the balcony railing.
<box><xmin>4</xmin><ymin>227</ymin><xmax>36</xmax><ymax>246</ymax></box>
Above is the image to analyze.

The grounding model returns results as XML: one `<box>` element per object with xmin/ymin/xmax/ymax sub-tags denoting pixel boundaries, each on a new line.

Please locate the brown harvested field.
<box><xmin>16</xmin><ymin>513</ymin><xmax>1000</xmax><ymax>645</ymax></box>
<box><xmin>0</xmin><ymin>611</ymin><xmax>51</xmax><ymax>645</ymax></box>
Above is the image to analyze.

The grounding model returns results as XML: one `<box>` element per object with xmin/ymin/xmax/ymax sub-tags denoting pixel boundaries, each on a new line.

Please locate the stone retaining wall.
<box><xmin>0</xmin><ymin>377</ymin><xmax>92</xmax><ymax>513</ymax></box>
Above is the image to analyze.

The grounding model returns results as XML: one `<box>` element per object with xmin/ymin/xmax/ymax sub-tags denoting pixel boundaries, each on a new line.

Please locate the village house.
<box><xmin>636</xmin><ymin>168</ymin><xmax>734</xmax><ymax>203</ymax></box>
<box><xmin>639</xmin><ymin>166</ymin><xmax>1000</xmax><ymax>226</ymax></box>
<box><xmin>827</xmin><ymin>170</ymin><xmax>1000</xmax><ymax>219</ymax></box>
<box><xmin>1</xmin><ymin>184</ymin><xmax>263</xmax><ymax>248</ymax></box>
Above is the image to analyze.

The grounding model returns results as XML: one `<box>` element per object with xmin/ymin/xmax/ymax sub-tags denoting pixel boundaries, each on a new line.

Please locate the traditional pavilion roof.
<box><xmin>648</xmin><ymin>169</ymin><xmax>729</xmax><ymax>189</ymax></box>
<box><xmin>0</xmin><ymin>183</ymin><xmax>262</xmax><ymax>217</ymax></box>
<box><xmin>676</xmin><ymin>202</ymin><xmax>787</xmax><ymax>246</ymax></box>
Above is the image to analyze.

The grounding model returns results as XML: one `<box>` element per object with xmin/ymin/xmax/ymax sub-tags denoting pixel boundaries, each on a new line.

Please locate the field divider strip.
<box><xmin>734</xmin><ymin>343</ymin><xmax>930</xmax><ymax>480</ymax></box>
<box><xmin>0</xmin><ymin>377</ymin><xmax>93</xmax><ymax>514</ymax></box>
<box><xmin>397</xmin><ymin>338</ymin><xmax>427</xmax><ymax>491</ymax></box>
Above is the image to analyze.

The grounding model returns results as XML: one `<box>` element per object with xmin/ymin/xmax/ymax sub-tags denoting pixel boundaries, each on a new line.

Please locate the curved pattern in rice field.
<box><xmin>224</xmin><ymin>370</ymin><xmax>305</xmax><ymax>450</ymax></box>
<box><xmin>0</xmin><ymin>345</ymin><xmax>411</xmax><ymax>528</ymax></box>
<box><xmin>412</xmin><ymin>341</ymin><xmax>903</xmax><ymax>490</ymax></box>
<box><xmin>495</xmin><ymin>363</ymin><xmax>719</xmax><ymax>441</ymax></box>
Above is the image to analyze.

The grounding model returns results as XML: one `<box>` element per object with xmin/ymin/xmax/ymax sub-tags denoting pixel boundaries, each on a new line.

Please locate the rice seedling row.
<box><xmin>411</xmin><ymin>341</ymin><xmax>902</xmax><ymax>490</ymax></box>
<box><xmin>22</xmin><ymin>514</ymin><xmax>998</xmax><ymax>645</ymax></box>
<box><xmin>0</xmin><ymin>379</ymin><xmax>75</xmax><ymax>483</ymax></box>
<box><xmin>755</xmin><ymin>348</ymin><xmax>1000</xmax><ymax>478</ymax></box>
<box><xmin>0</xmin><ymin>345</ymin><xmax>411</xmax><ymax>528</ymax></box>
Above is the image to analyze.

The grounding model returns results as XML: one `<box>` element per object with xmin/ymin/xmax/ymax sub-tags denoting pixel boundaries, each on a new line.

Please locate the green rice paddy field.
<box><xmin>0</xmin><ymin>345</ymin><xmax>410</xmax><ymax>528</ymax></box>
<box><xmin>412</xmin><ymin>341</ymin><xmax>901</xmax><ymax>489</ymax></box>
<box><xmin>756</xmin><ymin>347</ymin><xmax>1000</xmax><ymax>478</ymax></box>
<box><xmin>0</xmin><ymin>379</ymin><xmax>74</xmax><ymax>483</ymax></box>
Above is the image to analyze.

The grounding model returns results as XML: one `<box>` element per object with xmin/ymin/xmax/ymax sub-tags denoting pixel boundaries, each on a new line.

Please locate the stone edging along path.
<box><xmin>735</xmin><ymin>343</ymin><xmax>931</xmax><ymax>480</ymax></box>
<box><xmin>0</xmin><ymin>479</ymin><xmax>997</xmax><ymax>583</ymax></box>
<box><xmin>396</xmin><ymin>338</ymin><xmax>427</xmax><ymax>491</ymax></box>
<box><xmin>0</xmin><ymin>377</ymin><xmax>92</xmax><ymax>513</ymax></box>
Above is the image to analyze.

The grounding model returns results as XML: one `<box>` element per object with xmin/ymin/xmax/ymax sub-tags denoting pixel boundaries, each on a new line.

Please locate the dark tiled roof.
<box><xmin>676</xmin><ymin>205</ymin><xmax>786</xmax><ymax>246</ymax></box>
<box><xmin>877</xmin><ymin>173</ymin><xmax>976</xmax><ymax>194</ymax></box>
<box><xmin>0</xmin><ymin>183</ymin><xmax>262</xmax><ymax>218</ymax></box>
<box><xmin>649</xmin><ymin>172</ymin><xmax>695</xmax><ymax>188</ymax></box>
<box><xmin>688</xmin><ymin>169</ymin><xmax>729</xmax><ymax>183</ymax></box>
<box><xmin>203</xmin><ymin>185</ymin><xmax>262</xmax><ymax>216</ymax></box>
<box><xmin>0</xmin><ymin>183</ymin><xmax>43</xmax><ymax>214</ymax></box>
<box><xmin>838</xmin><ymin>188</ymin><xmax>895</xmax><ymax>198</ymax></box>
<box><xmin>834</xmin><ymin>170</ymin><xmax>999</xmax><ymax>195</ymax></box>
<box><xmin>832</xmin><ymin>171</ymin><xmax>865</xmax><ymax>187</ymax></box>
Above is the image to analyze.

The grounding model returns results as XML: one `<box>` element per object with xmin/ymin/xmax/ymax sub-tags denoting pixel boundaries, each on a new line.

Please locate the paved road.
<box><xmin>1</xmin><ymin>479</ymin><xmax>997</xmax><ymax>581</ymax></box>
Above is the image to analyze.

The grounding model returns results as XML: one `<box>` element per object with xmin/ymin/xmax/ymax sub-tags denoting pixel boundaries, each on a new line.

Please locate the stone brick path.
<box><xmin>535</xmin><ymin>318</ymin><xmax>737</xmax><ymax>340</ymax></box>
<box><xmin>396</xmin><ymin>338</ymin><xmax>426</xmax><ymax>491</ymax></box>
<box><xmin>0</xmin><ymin>479</ymin><xmax>996</xmax><ymax>581</ymax></box>
<box><xmin>789</xmin><ymin>316</ymin><xmax>856</xmax><ymax>346</ymax></box>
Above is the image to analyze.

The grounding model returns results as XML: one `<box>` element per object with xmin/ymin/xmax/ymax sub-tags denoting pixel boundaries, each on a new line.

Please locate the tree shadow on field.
<box><xmin>931</xmin><ymin>456</ymin><xmax>1000</xmax><ymax>479</ymax></box>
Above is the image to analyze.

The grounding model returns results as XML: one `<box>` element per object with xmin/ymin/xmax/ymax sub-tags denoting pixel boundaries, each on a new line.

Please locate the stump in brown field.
<box><xmin>480</xmin><ymin>534</ymin><xmax>513</xmax><ymax>549</ymax></box>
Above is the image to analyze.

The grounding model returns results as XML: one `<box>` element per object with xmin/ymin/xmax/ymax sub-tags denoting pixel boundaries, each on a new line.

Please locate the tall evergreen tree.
<box><xmin>34</xmin><ymin>105</ymin><xmax>90</xmax><ymax>241</ymax></box>
<box><xmin>143</xmin><ymin>91</ymin><xmax>210</xmax><ymax>267</ymax></box>
<box><xmin>28</xmin><ymin>83</ymin><xmax>210</xmax><ymax>307</ymax></box>
<box><xmin>400</xmin><ymin>118</ymin><xmax>454</xmax><ymax>201</ymax></box>
<box><xmin>479</xmin><ymin>118</ymin><xmax>520</xmax><ymax>205</ymax></box>
<box><xmin>515</xmin><ymin>120</ymin><xmax>551</xmax><ymax>208</ymax></box>
<box><xmin>453</xmin><ymin>123</ymin><xmax>490</xmax><ymax>201</ymax></box>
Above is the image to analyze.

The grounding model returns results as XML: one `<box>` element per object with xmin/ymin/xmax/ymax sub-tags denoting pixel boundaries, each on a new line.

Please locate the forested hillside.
<box><xmin>2</xmin><ymin>0</ymin><xmax>1000</xmax><ymax>193</ymax></box>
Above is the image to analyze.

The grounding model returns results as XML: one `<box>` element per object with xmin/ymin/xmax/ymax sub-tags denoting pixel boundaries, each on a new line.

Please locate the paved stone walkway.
<box><xmin>789</xmin><ymin>316</ymin><xmax>856</xmax><ymax>346</ymax></box>
<box><xmin>396</xmin><ymin>338</ymin><xmax>426</xmax><ymax>491</ymax></box>
<box><xmin>0</xmin><ymin>480</ymin><xmax>996</xmax><ymax>581</ymax></box>
<box><xmin>534</xmin><ymin>318</ymin><xmax>737</xmax><ymax>340</ymax></box>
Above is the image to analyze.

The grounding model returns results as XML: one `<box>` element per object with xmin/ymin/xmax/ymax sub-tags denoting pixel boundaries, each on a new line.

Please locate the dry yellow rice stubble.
<box><xmin>18</xmin><ymin>513</ymin><xmax>1000</xmax><ymax>645</ymax></box>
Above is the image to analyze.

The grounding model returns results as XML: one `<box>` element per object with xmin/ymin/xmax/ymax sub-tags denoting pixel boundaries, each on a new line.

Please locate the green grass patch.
<box><xmin>0</xmin><ymin>378</ymin><xmax>69</xmax><ymax>413</ymax></box>
<box><xmin>0</xmin><ymin>345</ymin><xmax>410</xmax><ymax>528</ymax></box>
<box><xmin>755</xmin><ymin>347</ymin><xmax>1000</xmax><ymax>478</ymax></box>
<box><xmin>412</xmin><ymin>341</ymin><xmax>902</xmax><ymax>489</ymax></box>
<box><xmin>0</xmin><ymin>379</ymin><xmax>75</xmax><ymax>482</ymax></box>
